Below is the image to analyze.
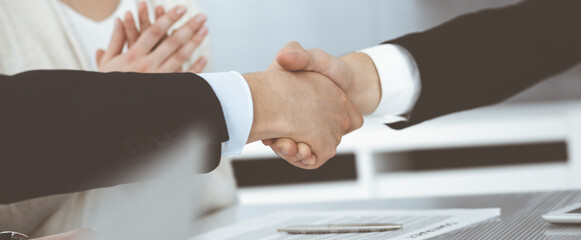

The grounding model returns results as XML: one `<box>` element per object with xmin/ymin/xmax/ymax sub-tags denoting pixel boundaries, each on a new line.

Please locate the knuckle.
<box><xmin>328</xmin><ymin>147</ymin><xmax>337</xmax><ymax>158</ymax></box>
<box><xmin>191</xmin><ymin>35</ymin><xmax>204</xmax><ymax>45</ymax></box>
<box><xmin>279</xmin><ymin>139</ymin><xmax>292</xmax><ymax>149</ymax></box>
<box><xmin>334</xmin><ymin>134</ymin><xmax>343</xmax><ymax>145</ymax></box>
<box><xmin>355</xmin><ymin>114</ymin><xmax>364</xmax><ymax>128</ymax></box>
<box><xmin>188</xmin><ymin>18</ymin><xmax>202</xmax><ymax>29</ymax></box>
<box><xmin>136</xmin><ymin>61</ymin><xmax>151</xmax><ymax>72</ymax></box>
<box><xmin>174</xmin><ymin>51</ymin><xmax>190</xmax><ymax>62</ymax></box>
<box><xmin>168</xmin><ymin>12</ymin><xmax>180</xmax><ymax>22</ymax></box>
<box><xmin>148</xmin><ymin>25</ymin><xmax>166</xmax><ymax>38</ymax></box>
<box><xmin>338</xmin><ymin>115</ymin><xmax>351</xmax><ymax>131</ymax></box>
<box><xmin>167</xmin><ymin>35</ymin><xmax>183</xmax><ymax>47</ymax></box>
<box><xmin>312</xmin><ymin>48</ymin><xmax>324</xmax><ymax>54</ymax></box>
<box><xmin>126</xmin><ymin>50</ymin><xmax>139</xmax><ymax>62</ymax></box>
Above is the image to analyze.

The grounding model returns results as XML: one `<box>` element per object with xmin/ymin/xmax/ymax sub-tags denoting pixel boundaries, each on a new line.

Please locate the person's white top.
<box><xmin>58</xmin><ymin>0</ymin><xmax>138</xmax><ymax>70</ymax></box>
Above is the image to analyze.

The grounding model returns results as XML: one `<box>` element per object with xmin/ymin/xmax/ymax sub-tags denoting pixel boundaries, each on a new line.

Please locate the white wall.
<box><xmin>197</xmin><ymin>0</ymin><xmax>518</xmax><ymax>73</ymax></box>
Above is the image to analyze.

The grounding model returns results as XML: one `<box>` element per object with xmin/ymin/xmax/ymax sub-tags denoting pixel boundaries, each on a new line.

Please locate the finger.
<box><xmin>187</xmin><ymin>56</ymin><xmax>208</xmax><ymax>73</ymax></box>
<box><xmin>298</xmin><ymin>154</ymin><xmax>317</xmax><ymax>168</ymax></box>
<box><xmin>302</xmin><ymin>139</ymin><xmax>339</xmax><ymax>169</ymax></box>
<box><xmin>262</xmin><ymin>139</ymin><xmax>274</xmax><ymax>146</ymax></box>
<box><xmin>277</xmin><ymin>44</ymin><xmax>337</xmax><ymax>76</ymax></box>
<box><xmin>123</xmin><ymin>11</ymin><xmax>140</xmax><ymax>48</ymax></box>
<box><xmin>101</xmin><ymin>18</ymin><xmax>126</xmax><ymax>62</ymax></box>
<box><xmin>270</xmin><ymin>139</ymin><xmax>316</xmax><ymax>166</ymax></box>
<box><xmin>271</xmin><ymin>138</ymin><xmax>299</xmax><ymax>156</ymax></box>
<box><xmin>159</xmin><ymin>23</ymin><xmax>208</xmax><ymax>71</ymax></box>
<box><xmin>151</xmin><ymin>6</ymin><xmax>169</xmax><ymax>50</ymax></box>
<box><xmin>95</xmin><ymin>49</ymin><xmax>105</xmax><ymax>66</ymax></box>
<box><xmin>151</xmin><ymin>14</ymin><xmax>206</xmax><ymax>67</ymax></box>
<box><xmin>276</xmin><ymin>43</ymin><xmax>350</xmax><ymax>89</ymax></box>
<box><xmin>133</xmin><ymin>5</ymin><xmax>187</xmax><ymax>54</ymax></box>
<box><xmin>138</xmin><ymin>1</ymin><xmax>152</xmax><ymax>32</ymax></box>
<box><xmin>296</xmin><ymin>142</ymin><xmax>314</xmax><ymax>165</ymax></box>
<box><xmin>275</xmin><ymin>41</ymin><xmax>309</xmax><ymax>71</ymax></box>
<box><xmin>155</xmin><ymin>5</ymin><xmax>165</xmax><ymax>20</ymax></box>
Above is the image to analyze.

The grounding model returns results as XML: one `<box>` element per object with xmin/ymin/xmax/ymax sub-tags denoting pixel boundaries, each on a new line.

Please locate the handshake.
<box><xmin>245</xmin><ymin>42</ymin><xmax>382</xmax><ymax>169</ymax></box>
<box><xmin>96</xmin><ymin>4</ymin><xmax>382</xmax><ymax>170</ymax></box>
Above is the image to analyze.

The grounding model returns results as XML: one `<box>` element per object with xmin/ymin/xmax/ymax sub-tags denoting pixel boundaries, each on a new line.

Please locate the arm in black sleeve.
<box><xmin>0</xmin><ymin>70</ymin><xmax>229</xmax><ymax>203</ymax></box>
<box><xmin>386</xmin><ymin>0</ymin><xmax>581</xmax><ymax>129</ymax></box>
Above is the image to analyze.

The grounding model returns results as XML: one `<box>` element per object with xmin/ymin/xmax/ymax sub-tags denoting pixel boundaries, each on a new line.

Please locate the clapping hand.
<box><xmin>96</xmin><ymin>3</ymin><xmax>208</xmax><ymax>73</ymax></box>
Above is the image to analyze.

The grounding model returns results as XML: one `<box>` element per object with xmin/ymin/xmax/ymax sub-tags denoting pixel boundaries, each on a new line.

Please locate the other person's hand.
<box><xmin>263</xmin><ymin>41</ymin><xmax>381</xmax><ymax>165</ymax></box>
<box><xmin>96</xmin><ymin>4</ymin><xmax>208</xmax><ymax>73</ymax></box>
<box><xmin>244</xmin><ymin>67</ymin><xmax>363</xmax><ymax>169</ymax></box>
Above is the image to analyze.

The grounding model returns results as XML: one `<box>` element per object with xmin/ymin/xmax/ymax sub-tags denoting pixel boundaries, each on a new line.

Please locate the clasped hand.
<box><xmin>250</xmin><ymin>42</ymin><xmax>381</xmax><ymax>169</ymax></box>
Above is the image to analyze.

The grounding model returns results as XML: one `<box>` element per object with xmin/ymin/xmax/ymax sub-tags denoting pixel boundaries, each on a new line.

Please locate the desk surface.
<box><xmin>216</xmin><ymin>190</ymin><xmax>581</xmax><ymax>239</ymax></box>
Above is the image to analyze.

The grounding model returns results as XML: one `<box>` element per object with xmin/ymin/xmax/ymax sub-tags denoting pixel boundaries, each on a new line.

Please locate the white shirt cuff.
<box><xmin>359</xmin><ymin>44</ymin><xmax>421</xmax><ymax>124</ymax></box>
<box><xmin>199</xmin><ymin>71</ymin><xmax>253</xmax><ymax>155</ymax></box>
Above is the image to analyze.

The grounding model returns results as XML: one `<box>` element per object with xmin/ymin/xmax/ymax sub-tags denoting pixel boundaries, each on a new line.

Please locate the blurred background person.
<box><xmin>0</xmin><ymin>0</ymin><xmax>238</xmax><ymax>237</ymax></box>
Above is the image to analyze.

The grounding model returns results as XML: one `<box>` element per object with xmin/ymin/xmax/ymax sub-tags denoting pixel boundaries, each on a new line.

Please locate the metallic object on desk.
<box><xmin>278</xmin><ymin>223</ymin><xmax>403</xmax><ymax>234</ymax></box>
<box><xmin>0</xmin><ymin>232</ymin><xmax>30</xmax><ymax>240</ymax></box>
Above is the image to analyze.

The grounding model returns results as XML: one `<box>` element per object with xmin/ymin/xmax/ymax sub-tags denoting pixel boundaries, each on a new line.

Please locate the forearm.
<box><xmin>0</xmin><ymin>70</ymin><xmax>227</xmax><ymax>203</ymax></box>
<box><xmin>386</xmin><ymin>0</ymin><xmax>581</xmax><ymax>127</ymax></box>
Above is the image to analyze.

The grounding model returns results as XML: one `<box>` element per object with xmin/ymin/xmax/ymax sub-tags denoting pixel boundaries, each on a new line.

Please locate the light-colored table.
<box><xmin>193</xmin><ymin>190</ymin><xmax>581</xmax><ymax>239</ymax></box>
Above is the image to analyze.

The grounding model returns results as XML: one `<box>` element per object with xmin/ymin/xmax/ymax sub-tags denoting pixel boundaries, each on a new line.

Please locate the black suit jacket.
<box><xmin>387</xmin><ymin>0</ymin><xmax>581</xmax><ymax>129</ymax></box>
<box><xmin>0</xmin><ymin>70</ymin><xmax>228</xmax><ymax>203</ymax></box>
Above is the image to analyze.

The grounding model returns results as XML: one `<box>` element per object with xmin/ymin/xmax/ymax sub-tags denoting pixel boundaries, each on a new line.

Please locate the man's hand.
<box><xmin>245</xmin><ymin>69</ymin><xmax>363</xmax><ymax>169</ymax></box>
<box><xmin>275</xmin><ymin>41</ymin><xmax>381</xmax><ymax>113</ymax></box>
<box><xmin>32</xmin><ymin>229</ymin><xmax>96</xmax><ymax>240</ymax></box>
<box><xmin>96</xmin><ymin>4</ymin><xmax>209</xmax><ymax>73</ymax></box>
<box><xmin>263</xmin><ymin>42</ymin><xmax>381</xmax><ymax>165</ymax></box>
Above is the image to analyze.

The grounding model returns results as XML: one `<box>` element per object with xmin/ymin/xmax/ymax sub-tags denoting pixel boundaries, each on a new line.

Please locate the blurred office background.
<box><xmin>198</xmin><ymin>0</ymin><xmax>581</xmax><ymax>204</ymax></box>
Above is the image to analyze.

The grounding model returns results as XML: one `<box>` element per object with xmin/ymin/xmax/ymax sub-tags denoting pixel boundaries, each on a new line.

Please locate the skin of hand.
<box><xmin>263</xmin><ymin>41</ymin><xmax>381</xmax><ymax>165</ymax></box>
<box><xmin>244</xmin><ymin>68</ymin><xmax>364</xmax><ymax>169</ymax></box>
<box><xmin>32</xmin><ymin>228</ymin><xmax>96</xmax><ymax>240</ymax></box>
<box><xmin>96</xmin><ymin>4</ymin><xmax>209</xmax><ymax>73</ymax></box>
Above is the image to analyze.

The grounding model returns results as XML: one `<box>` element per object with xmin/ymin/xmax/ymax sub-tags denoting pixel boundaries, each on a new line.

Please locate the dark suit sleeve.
<box><xmin>385</xmin><ymin>0</ymin><xmax>581</xmax><ymax>129</ymax></box>
<box><xmin>0</xmin><ymin>70</ymin><xmax>229</xmax><ymax>203</ymax></box>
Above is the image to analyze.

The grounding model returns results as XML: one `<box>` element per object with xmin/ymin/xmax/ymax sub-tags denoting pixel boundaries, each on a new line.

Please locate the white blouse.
<box><xmin>57</xmin><ymin>0</ymin><xmax>138</xmax><ymax>70</ymax></box>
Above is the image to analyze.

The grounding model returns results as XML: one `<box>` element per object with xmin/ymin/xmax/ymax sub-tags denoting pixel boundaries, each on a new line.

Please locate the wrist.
<box><xmin>340</xmin><ymin>52</ymin><xmax>381</xmax><ymax>115</ymax></box>
<box><xmin>243</xmin><ymin>72</ymin><xmax>287</xmax><ymax>143</ymax></box>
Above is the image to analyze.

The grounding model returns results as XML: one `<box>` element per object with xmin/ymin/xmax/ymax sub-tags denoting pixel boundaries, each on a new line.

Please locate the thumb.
<box><xmin>276</xmin><ymin>41</ymin><xmax>310</xmax><ymax>71</ymax></box>
<box><xmin>276</xmin><ymin>41</ymin><xmax>351</xmax><ymax>91</ymax></box>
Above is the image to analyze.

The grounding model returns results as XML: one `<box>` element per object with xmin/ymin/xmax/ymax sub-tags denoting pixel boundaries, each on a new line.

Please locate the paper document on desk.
<box><xmin>191</xmin><ymin>208</ymin><xmax>500</xmax><ymax>240</ymax></box>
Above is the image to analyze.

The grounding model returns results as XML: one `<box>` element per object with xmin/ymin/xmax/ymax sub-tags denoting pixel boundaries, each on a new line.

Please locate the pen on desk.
<box><xmin>278</xmin><ymin>223</ymin><xmax>403</xmax><ymax>234</ymax></box>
